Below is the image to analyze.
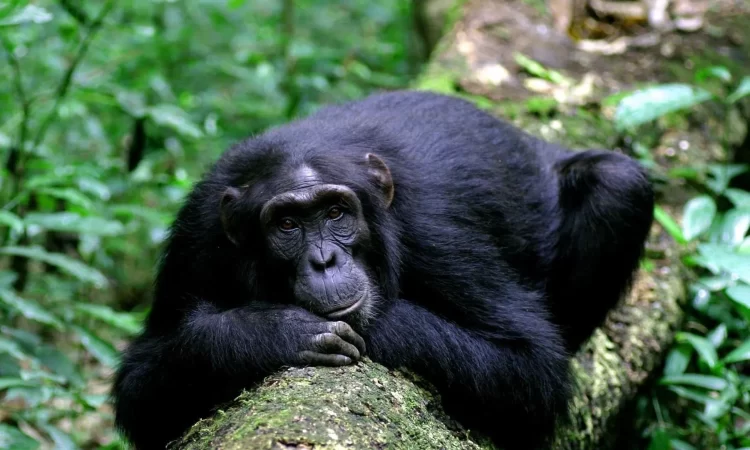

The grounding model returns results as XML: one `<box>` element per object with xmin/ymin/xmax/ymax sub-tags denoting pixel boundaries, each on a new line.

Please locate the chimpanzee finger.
<box><xmin>328</xmin><ymin>321</ymin><xmax>367</xmax><ymax>355</ymax></box>
<box><xmin>312</xmin><ymin>332</ymin><xmax>361</xmax><ymax>360</ymax></box>
<box><xmin>298</xmin><ymin>351</ymin><xmax>353</xmax><ymax>367</ymax></box>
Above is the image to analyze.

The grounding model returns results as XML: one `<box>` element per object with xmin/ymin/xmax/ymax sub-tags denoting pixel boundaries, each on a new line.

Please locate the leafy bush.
<box><xmin>615</xmin><ymin>68</ymin><xmax>750</xmax><ymax>450</ymax></box>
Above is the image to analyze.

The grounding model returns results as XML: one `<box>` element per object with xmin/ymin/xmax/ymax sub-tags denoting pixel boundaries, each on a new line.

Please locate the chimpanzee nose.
<box><xmin>309</xmin><ymin>246</ymin><xmax>336</xmax><ymax>272</ymax></box>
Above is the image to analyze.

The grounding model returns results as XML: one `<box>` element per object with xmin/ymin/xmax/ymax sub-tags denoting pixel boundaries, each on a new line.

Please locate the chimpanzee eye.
<box><xmin>278</xmin><ymin>218</ymin><xmax>297</xmax><ymax>231</ymax></box>
<box><xmin>328</xmin><ymin>207</ymin><xmax>343</xmax><ymax>220</ymax></box>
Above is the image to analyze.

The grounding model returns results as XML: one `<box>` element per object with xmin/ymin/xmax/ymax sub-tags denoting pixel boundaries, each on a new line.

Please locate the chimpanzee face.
<box><xmin>261</xmin><ymin>182</ymin><xmax>374</xmax><ymax>320</ymax></box>
<box><xmin>220</xmin><ymin>154</ymin><xmax>394</xmax><ymax>326</ymax></box>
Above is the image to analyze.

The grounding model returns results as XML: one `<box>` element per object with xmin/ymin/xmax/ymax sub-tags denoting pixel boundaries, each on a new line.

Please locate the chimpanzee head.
<box><xmin>219</xmin><ymin>152</ymin><xmax>395</xmax><ymax>328</ymax></box>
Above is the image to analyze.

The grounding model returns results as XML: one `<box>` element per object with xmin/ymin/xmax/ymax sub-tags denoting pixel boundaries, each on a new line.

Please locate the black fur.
<box><xmin>112</xmin><ymin>91</ymin><xmax>654</xmax><ymax>449</ymax></box>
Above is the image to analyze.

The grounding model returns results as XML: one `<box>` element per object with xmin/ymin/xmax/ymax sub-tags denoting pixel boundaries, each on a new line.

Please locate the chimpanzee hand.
<box><xmin>277</xmin><ymin>308</ymin><xmax>366</xmax><ymax>367</ymax></box>
<box><xmin>297</xmin><ymin>320</ymin><xmax>366</xmax><ymax>366</ymax></box>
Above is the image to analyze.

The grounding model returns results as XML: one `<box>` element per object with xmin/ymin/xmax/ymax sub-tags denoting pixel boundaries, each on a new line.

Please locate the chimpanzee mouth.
<box><xmin>324</xmin><ymin>288</ymin><xmax>368</xmax><ymax>319</ymax></box>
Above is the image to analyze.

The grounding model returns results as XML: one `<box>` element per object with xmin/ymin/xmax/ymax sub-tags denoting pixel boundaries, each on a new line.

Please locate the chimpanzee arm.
<box><xmin>365</xmin><ymin>298</ymin><xmax>571</xmax><ymax>450</ymax></box>
<box><xmin>113</xmin><ymin>301</ymin><xmax>365</xmax><ymax>450</ymax></box>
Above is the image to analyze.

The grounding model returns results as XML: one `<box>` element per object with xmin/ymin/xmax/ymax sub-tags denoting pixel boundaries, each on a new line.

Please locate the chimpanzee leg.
<box><xmin>549</xmin><ymin>150</ymin><xmax>654</xmax><ymax>349</ymax></box>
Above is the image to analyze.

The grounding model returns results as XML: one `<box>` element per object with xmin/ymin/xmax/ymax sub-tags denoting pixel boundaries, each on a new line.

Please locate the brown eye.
<box><xmin>279</xmin><ymin>218</ymin><xmax>297</xmax><ymax>231</ymax></box>
<box><xmin>328</xmin><ymin>207</ymin><xmax>343</xmax><ymax>220</ymax></box>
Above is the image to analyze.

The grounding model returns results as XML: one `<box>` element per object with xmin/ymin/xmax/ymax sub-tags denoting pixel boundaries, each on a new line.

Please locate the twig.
<box><xmin>280</xmin><ymin>0</ymin><xmax>299</xmax><ymax>119</ymax></box>
<box><xmin>30</xmin><ymin>0</ymin><xmax>115</xmax><ymax>153</ymax></box>
<box><xmin>1</xmin><ymin>35</ymin><xmax>30</xmax><ymax>165</ymax></box>
<box><xmin>58</xmin><ymin>0</ymin><xmax>89</xmax><ymax>25</ymax></box>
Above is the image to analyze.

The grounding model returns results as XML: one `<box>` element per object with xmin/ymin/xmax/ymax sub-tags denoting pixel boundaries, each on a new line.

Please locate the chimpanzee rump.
<box><xmin>112</xmin><ymin>91</ymin><xmax>654</xmax><ymax>449</ymax></box>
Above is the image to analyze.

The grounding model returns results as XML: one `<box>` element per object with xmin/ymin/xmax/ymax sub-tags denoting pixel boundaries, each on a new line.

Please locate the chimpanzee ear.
<box><xmin>220</xmin><ymin>187</ymin><xmax>243</xmax><ymax>246</ymax></box>
<box><xmin>365</xmin><ymin>153</ymin><xmax>394</xmax><ymax>207</ymax></box>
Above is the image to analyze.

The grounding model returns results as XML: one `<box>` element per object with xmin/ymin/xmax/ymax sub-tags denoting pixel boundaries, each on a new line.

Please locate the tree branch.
<box><xmin>58</xmin><ymin>0</ymin><xmax>90</xmax><ymax>25</ymax></box>
<box><xmin>280</xmin><ymin>0</ymin><xmax>300</xmax><ymax>119</ymax></box>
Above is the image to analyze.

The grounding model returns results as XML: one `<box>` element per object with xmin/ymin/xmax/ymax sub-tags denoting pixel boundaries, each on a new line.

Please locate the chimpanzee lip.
<box><xmin>325</xmin><ymin>290</ymin><xmax>367</xmax><ymax>319</ymax></box>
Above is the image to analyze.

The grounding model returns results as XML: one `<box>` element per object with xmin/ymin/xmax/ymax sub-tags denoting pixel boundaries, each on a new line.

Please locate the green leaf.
<box><xmin>695</xmin><ymin>276</ymin><xmax>730</xmax><ymax>291</ymax></box>
<box><xmin>0</xmin><ymin>5</ymin><xmax>52</xmax><ymax>26</ymax></box>
<box><xmin>718</xmin><ymin>208</ymin><xmax>750</xmax><ymax>244</ymax></box>
<box><xmin>0</xmin><ymin>246</ymin><xmax>107</xmax><ymax>287</ymax></box>
<box><xmin>676</xmin><ymin>332</ymin><xmax>719</xmax><ymax>368</ymax></box>
<box><xmin>614</xmin><ymin>84</ymin><xmax>713</xmax><ymax>130</ymax></box>
<box><xmin>725</xmin><ymin>188</ymin><xmax>750</xmax><ymax>208</ymax></box>
<box><xmin>147</xmin><ymin>104</ymin><xmax>203</xmax><ymax>139</ymax></box>
<box><xmin>647</xmin><ymin>428</ymin><xmax>670</xmax><ymax>450</ymax></box>
<box><xmin>4</xmin><ymin>386</ymin><xmax>53</xmax><ymax>408</ymax></box>
<box><xmin>0</xmin><ymin>423</ymin><xmax>39</xmax><ymax>450</ymax></box>
<box><xmin>738</xmin><ymin>236</ymin><xmax>750</xmax><ymax>254</ymax></box>
<box><xmin>37</xmin><ymin>424</ymin><xmax>76</xmax><ymax>450</ymax></box>
<box><xmin>694</xmin><ymin>66</ymin><xmax>732</xmax><ymax>84</ymax></box>
<box><xmin>0</xmin><ymin>289</ymin><xmax>63</xmax><ymax>330</ymax></box>
<box><xmin>116</xmin><ymin>90</ymin><xmax>148</xmax><ymax>118</ymax></box>
<box><xmin>660</xmin><ymin>374</ymin><xmax>728</xmax><ymax>391</ymax></box>
<box><xmin>25</xmin><ymin>212</ymin><xmax>124</xmax><ymax>237</ymax></box>
<box><xmin>0</xmin><ymin>336</ymin><xmax>28</xmax><ymax>361</ymax></box>
<box><xmin>707</xmin><ymin>323</ymin><xmax>727</xmax><ymax>348</ymax></box>
<box><xmin>726</xmin><ymin>284</ymin><xmax>750</xmax><ymax>309</ymax></box>
<box><xmin>416</xmin><ymin>73</ymin><xmax>458</xmax><ymax>95</ymax></box>
<box><xmin>513</xmin><ymin>52</ymin><xmax>571</xmax><ymax>85</ymax></box>
<box><xmin>75</xmin><ymin>304</ymin><xmax>142</xmax><ymax>335</ymax></box>
<box><xmin>4</xmin><ymin>327</ymin><xmax>41</xmax><ymax>348</ymax></box>
<box><xmin>35</xmin><ymin>188</ymin><xmax>94</xmax><ymax>211</ymax></box>
<box><xmin>19</xmin><ymin>368</ymin><xmax>65</xmax><ymax>385</ymax></box>
<box><xmin>723</xmin><ymin>338</ymin><xmax>750</xmax><ymax>363</ymax></box>
<box><xmin>703</xmin><ymin>397</ymin><xmax>733</xmax><ymax>420</ymax></box>
<box><xmin>0</xmin><ymin>211</ymin><xmax>24</xmax><ymax>234</ymax></box>
<box><xmin>25</xmin><ymin>173</ymin><xmax>70</xmax><ymax>190</ymax></box>
<box><xmin>71</xmin><ymin>326</ymin><xmax>119</xmax><ymax>368</ymax></box>
<box><xmin>77</xmin><ymin>177</ymin><xmax>111</xmax><ymax>201</ymax></box>
<box><xmin>80</xmin><ymin>393</ymin><xmax>108</xmax><ymax>409</ymax></box>
<box><xmin>669</xmin><ymin>439</ymin><xmax>697</xmax><ymax>450</ymax></box>
<box><xmin>727</xmin><ymin>76</ymin><xmax>750</xmax><ymax>104</ymax></box>
<box><xmin>696</xmin><ymin>243</ymin><xmax>750</xmax><ymax>285</ymax></box>
<box><xmin>34</xmin><ymin>346</ymin><xmax>84</xmax><ymax>386</ymax></box>
<box><xmin>667</xmin><ymin>386</ymin><xmax>712</xmax><ymax>404</ymax></box>
<box><xmin>0</xmin><ymin>377</ymin><xmax>40</xmax><ymax>390</ymax></box>
<box><xmin>707</xmin><ymin>165</ymin><xmax>748</xmax><ymax>194</ymax></box>
<box><xmin>663</xmin><ymin>345</ymin><xmax>692</xmax><ymax>376</ymax></box>
<box><xmin>682</xmin><ymin>196</ymin><xmax>716</xmax><ymax>241</ymax></box>
<box><xmin>654</xmin><ymin>206</ymin><xmax>687</xmax><ymax>244</ymax></box>
<box><xmin>110</xmin><ymin>204</ymin><xmax>171</xmax><ymax>225</ymax></box>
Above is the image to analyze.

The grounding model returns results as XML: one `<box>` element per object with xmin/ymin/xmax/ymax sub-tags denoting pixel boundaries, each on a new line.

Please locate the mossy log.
<box><xmin>168</xmin><ymin>0</ymin><xmax>721</xmax><ymax>448</ymax></box>
<box><xmin>173</xmin><ymin>262</ymin><xmax>684</xmax><ymax>450</ymax></box>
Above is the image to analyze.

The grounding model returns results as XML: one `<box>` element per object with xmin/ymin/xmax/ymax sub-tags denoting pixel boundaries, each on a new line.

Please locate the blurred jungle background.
<box><xmin>0</xmin><ymin>0</ymin><xmax>749</xmax><ymax>449</ymax></box>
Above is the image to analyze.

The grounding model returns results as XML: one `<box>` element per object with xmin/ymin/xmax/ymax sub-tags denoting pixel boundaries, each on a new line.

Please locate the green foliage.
<box><xmin>614</xmin><ymin>84</ymin><xmax>713</xmax><ymax>131</ymax></box>
<box><xmin>682</xmin><ymin>196</ymin><xmax>717</xmax><ymax>242</ymax></box>
<box><xmin>617</xmin><ymin>67</ymin><xmax>750</xmax><ymax>449</ymax></box>
<box><xmin>0</xmin><ymin>0</ymin><xmax>411</xmax><ymax>447</ymax></box>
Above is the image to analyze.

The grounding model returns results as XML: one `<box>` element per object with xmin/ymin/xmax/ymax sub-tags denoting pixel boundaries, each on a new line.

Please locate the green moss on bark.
<box><xmin>176</xmin><ymin>361</ymin><xmax>486</xmax><ymax>450</ymax></box>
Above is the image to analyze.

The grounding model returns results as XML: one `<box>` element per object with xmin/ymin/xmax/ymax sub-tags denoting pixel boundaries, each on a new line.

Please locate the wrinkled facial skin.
<box><xmin>221</xmin><ymin>154</ymin><xmax>394</xmax><ymax>327</ymax></box>
<box><xmin>259</xmin><ymin>182</ymin><xmax>377</xmax><ymax>326</ymax></box>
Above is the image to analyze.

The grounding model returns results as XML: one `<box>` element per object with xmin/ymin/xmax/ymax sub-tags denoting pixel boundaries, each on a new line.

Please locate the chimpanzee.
<box><xmin>112</xmin><ymin>90</ymin><xmax>654</xmax><ymax>449</ymax></box>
